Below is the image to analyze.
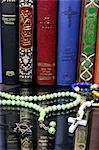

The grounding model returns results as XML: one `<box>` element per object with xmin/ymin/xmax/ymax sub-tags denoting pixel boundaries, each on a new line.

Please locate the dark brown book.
<box><xmin>74</xmin><ymin>110</ymin><xmax>90</xmax><ymax>150</ymax></box>
<box><xmin>87</xmin><ymin>108</ymin><xmax>99</xmax><ymax>150</ymax></box>
<box><xmin>77</xmin><ymin>0</ymin><xmax>99</xmax><ymax>82</ymax></box>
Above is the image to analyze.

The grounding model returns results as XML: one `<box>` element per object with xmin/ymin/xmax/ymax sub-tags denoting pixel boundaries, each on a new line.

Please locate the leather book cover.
<box><xmin>0</xmin><ymin>110</ymin><xmax>6</xmax><ymax>150</ymax></box>
<box><xmin>0</xmin><ymin>3</ymin><xmax>2</xmax><ymax>83</ymax></box>
<box><xmin>36</xmin><ymin>87</ymin><xmax>56</xmax><ymax>150</ymax></box>
<box><xmin>94</xmin><ymin>13</ymin><xmax>99</xmax><ymax>84</ymax></box>
<box><xmin>36</xmin><ymin>0</ymin><xmax>57</xmax><ymax>85</ymax></box>
<box><xmin>4</xmin><ymin>88</ymin><xmax>20</xmax><ymax>150</ymax></box>
<box><xmin>74</xmin><ymin>110</ymin><xmax>90</xmax><ymax>150</ymax></box>
<box><xmin>1</xmin><ymin>0</ymin><xmax>19</xmax><ymax>85</ymax></box>
<box><xmin>19</xmin><ymin>0</ymin><xmax>34</xmax><ymax>84</ymax></box>
<box><xmin>87</xmin><ymin>108</ymin><xmax>99</xmax><ymax>150</ymax></box>
<box><xmin>77</xmin><ymin>0</ymin><xmax>99</xmax><ymax>82</ymax></box>
<box><xmin>57</xmin><ymin>0</ymin><xmax>81</xmax><ymax>85</ymax></box>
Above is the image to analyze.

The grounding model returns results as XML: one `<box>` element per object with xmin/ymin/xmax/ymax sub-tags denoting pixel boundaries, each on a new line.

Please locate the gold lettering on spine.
<box><xmin>37</xmin><ymin>63</ymin><xmax>55</xmax><ymax>80</ymax></box>
<box><xmin>20</xmin><ymin>8</ymin><xmax>32</xmax><ymax>48</ymax></box>
<box><xmin>40</xmin><ymin>16</ymin><xmax>52</xmax><ymax>29</ymax></box>
<box><xmin>6</xmin><ymin>71</ymin><xmax>15</xmax><ymax>77</ymax></box>
<box><xmin>1</xmin><ymin>0</ymin><xmax>16</xmax><ymax>3</ymax></box>
<box><xmin>2</xmin><ymin>15</ymin><xmax>16</xmax><ymax>25</ymax></box>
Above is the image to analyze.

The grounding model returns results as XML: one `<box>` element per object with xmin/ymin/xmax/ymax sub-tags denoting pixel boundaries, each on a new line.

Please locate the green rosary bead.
<box><xmin>2</xmin><ymin>100</ymin><xmax>7</xmax><ymax>105</ymax></box>
<box><xmin>38</xmin><ymin>95</ymin><xmax>42</xmax><ymax>101</ymax></box>
<box><xmin>49</xmin><ymin>121</ymin><xmax>56</xmax><ymax>127</ymax></box>
<box><xmin>33</xmin><ymin>96</ymin><xmax>38</xmax><ymax>101</ymax></box>
<box><xmin>61</xmin><ymin>104</ymin><xmax>66</xmax><ymax>110</ymax></box>
<box><xmin>52</xmin><ymin>105</ymin><xmax>57</xmax><ymax>111</ymax></box>
<box><xmin>20</xmin><ymin>96</ymin><xmax>25</xmax><ymax>101</ymax></box>
<box><xmin>6</xmin><ymin>100</ymin><xmax>12</xmax><ymax>105</ymax></box>
<box><xmin>42</xmin><ymin>95</ymin><xmax>46</xmax><ymax>100</ymax></box>
<box><xmin>15</xmin><ymin>95</ymin><xmax>20</xmax><ymax>101</ymax></box>
<box><xmin>15</xmin><ymin>100</ymin><xmax>21</xmax><ymax>106</ymax></box>
<box><xmin>29</xmin><ymin>96</ymin><xmax>33</xmax><ymax>101</ymax></box>
<box><xmin>40</xmin><ymin>111</ymin><xmax>46</xmax><ymax>118</ymax></box>
<box><xmin>11</xmin><ymin>95</ymin><xmax>16</xmax><ymax>100</ymax></box>
<box><xmin>61</xmin><ymin>92</ymin><xmax>66</xmax><ymax>97</ymax></box>
<box><xmin>57</xmin><ymin>92</ymin><xmax>62</xmax><ymax>97</ymax></box>
<box><xmin>47</xmin><ymin>106</ymin><xmax>53</xmax><ymax>112</ymax></box>
<box><xmin>48</xmin><ymin>127</ymin><xmax>56</xmax><ymax>135</ymax></box>
<box><xmin>28</xmin><ymin>102</ymin><xmax>33</xmax><ymax>108</ymax></box>
<box><xmin>38</xmin><ymin>117</ymin><xmax>44</xmax><ymax>122</ymax></box>
<box><xmin>11</xmin><ymin>100</ymin><xmax>16</xmax><ymax>106</ymax></box>
<box><xmin>24</xmin><ymin>102</ymin><xmax>29</xmax><ymax>107</ymax></box>
<box><xmin>24</xmin><ymin>96</ymin><xmax>29</xmax><ymax>101</ymax></box>
<box><xmin>20</xmin><ymin>101</ymin><xmax>25</xmax><ymax>107</ymax></box>
<box><xmin>57</xmin><ymin>104</ymin><xmax>62</xmax><ymax>110</ymax></box>
<box><xmin>50</xmin><ymin>93</ymin><xmax>54</xmax><ymax>99</ymax></box>
<box><xmin>66</xmin><ymin>92</ymin><xmax>70</xmax><ymax>97</ymax></box>
<box><xmin>66</xmin><ymin>104</ymin><xmax>71</xmax><ymax>109</ymax></box>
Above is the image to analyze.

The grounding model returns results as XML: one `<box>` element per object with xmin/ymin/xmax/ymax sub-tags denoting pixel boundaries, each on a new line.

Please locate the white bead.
<box><xmin>74</xmin><ymin>86</ymin><xmax>80</xmax><ymax>92</ymax></box>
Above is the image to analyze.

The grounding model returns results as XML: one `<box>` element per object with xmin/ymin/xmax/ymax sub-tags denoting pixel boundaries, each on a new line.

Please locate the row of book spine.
<box><xmin>0</xmin><ymin>0</ymin><xmax>99</xmax><ymax>85</ymax></box>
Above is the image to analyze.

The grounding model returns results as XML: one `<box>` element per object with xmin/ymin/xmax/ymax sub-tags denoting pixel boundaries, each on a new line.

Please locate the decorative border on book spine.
<box><xmin>79</xmin><ymin>1</ymin><xmax>99</xmax><ymax>82</ymax></box>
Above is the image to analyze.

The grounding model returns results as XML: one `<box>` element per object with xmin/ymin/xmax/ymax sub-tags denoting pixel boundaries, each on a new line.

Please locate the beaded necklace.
<box><xmin>71</xmin><ymin>82</ymin><xmax>93</xmax><ymax>92</ymax></box>
<box><xmin>0</xmin><ymin>91</ymin><xmax>84</xmax><ymax>134</ymax></box>
<box><xmin>90</xmin><ymin>84</ymin><xmax>99</xmax><ymax>97</ymax></box>
<box><xmin>71</xmin><ymin>82</ymin><xmax>99</xmax><ymax>92</ymax></box>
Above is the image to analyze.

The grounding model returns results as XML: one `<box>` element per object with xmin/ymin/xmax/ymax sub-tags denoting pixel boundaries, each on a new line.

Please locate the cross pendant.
<box><xmin>68</xmin><ymin>117</ymin><xmax>87</xmax><ymax>133</ymax></box>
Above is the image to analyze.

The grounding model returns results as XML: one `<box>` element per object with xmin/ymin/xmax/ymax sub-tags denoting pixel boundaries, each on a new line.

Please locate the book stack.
<box><xmin>0</xmin><ymin>0</ymin><xmax>99</xmax><ymax>85</ymax></box>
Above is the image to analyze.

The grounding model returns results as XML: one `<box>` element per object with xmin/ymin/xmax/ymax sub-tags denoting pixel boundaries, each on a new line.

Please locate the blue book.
<box><xmin>54</xmin><ymin>115</ymin><xmax>74</xmax><ymax>150</ymax></box>
<box><xmin>0</xmin><ymin>4</ymin><xmax>2</xmax><ymax>83</ymax></box>
<box><xmin>57</xmin><ymin>0</ymin><xmax>81</xmax><ymax>85</ymax></box>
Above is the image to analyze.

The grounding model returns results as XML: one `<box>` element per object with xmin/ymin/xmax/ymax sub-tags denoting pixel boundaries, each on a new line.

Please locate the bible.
<box><xmin>36</xmin><ymin>0</ymin><xmax>57</xmax><ymax>85</ymax></box>
<box><xmin>57</xmin><ymin>0</ymin><xmax>81</xmax><ymax>85</ymax></box>
<box><xmin>77</xmin><ymin>0</ymin><xmax>98</xmax><ymax>82</ymax></box>
<box><xmin>19</xmin><ymin>0</ymin><xmax>34</xmax><ymax>84</ymax></box>
<box><xmin>1</xmin><ymin>0</ymin><xmax>19</xmax><ymax>84</ymax></box>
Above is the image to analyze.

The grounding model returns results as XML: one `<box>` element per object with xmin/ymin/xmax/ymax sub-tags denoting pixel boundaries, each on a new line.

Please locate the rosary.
<box><xmin>0</xmin><ymin>83</ymin><xmax>99</xmax><ymax>135</ymax></box>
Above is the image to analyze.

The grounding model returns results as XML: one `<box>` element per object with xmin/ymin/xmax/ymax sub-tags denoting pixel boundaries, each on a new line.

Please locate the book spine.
<box><xmin>0</xmin><ymin>3</ymin><xmax>2</xmax><ymax>83</ymax></box>
<box><xmin>94</xmin><ymin>13</ymin><xmax>99</xmax><ymax>84</ymax></box>
<box><xmin>74</xmin><ymin>110</ymin><xmax>90</xmax><ymax>150</ymax></box>
<box><xmin>77</xmin><ymin>0</ymin><xmax>98</xmax><ymax>82</ymax></box>
<box><xmin>19</xmin><ymin>88</ymin><xmax>35</xmax><ymax>150</ymax></box>
<box><xmin>0</xmin><ymin>110</ymin><xmax>6</xmax><ymax>150</ymax></box>
<box><xmin>36</xmin><ymin>88</ymin><xmax>56</xmax><ymax>150</ymax></box>
<box><xmin>20</xmin><ymin>111</ymin><xmax>33</xmax><ymax>150</ymax></box>
<box><xmin>5</xmin><ymin>110</ymin><xmax>19</xmax><ymax>150</ymax></box>
<box><xmin>57</xmin><ymin>0</ymin><xmax>81</xmax><ymax>85</ymax></box>
<box><xmin>87</xmin><ymin>109</ymin><xmax>99</xmax><ymax>150</ymax></box>
<box><xmin>19</xmin><ymin>0</ymin><xmax>34</xmax><ymax>84</ymax></box>
<box><xmin>36</xmin><ymin>0</ymin><xmax>57</xmax><ymax>85</ymax></box>
<box><xmin>1</xmin><ymin>0</ymin><xmax>18</xmax><ymax>85</ymax></box>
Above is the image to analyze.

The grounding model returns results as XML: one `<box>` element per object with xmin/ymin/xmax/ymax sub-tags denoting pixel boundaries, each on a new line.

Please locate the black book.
<box><xmin>1</xmin><ymin>0</ymin><xmax>19</xmax><ymax>85</ymax></box>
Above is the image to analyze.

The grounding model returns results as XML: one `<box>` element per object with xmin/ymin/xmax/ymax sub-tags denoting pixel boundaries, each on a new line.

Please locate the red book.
<box><xmin>36</xmin><ymin>0</ymin><xmax>57</xmax><ymax>85</ymax></box>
